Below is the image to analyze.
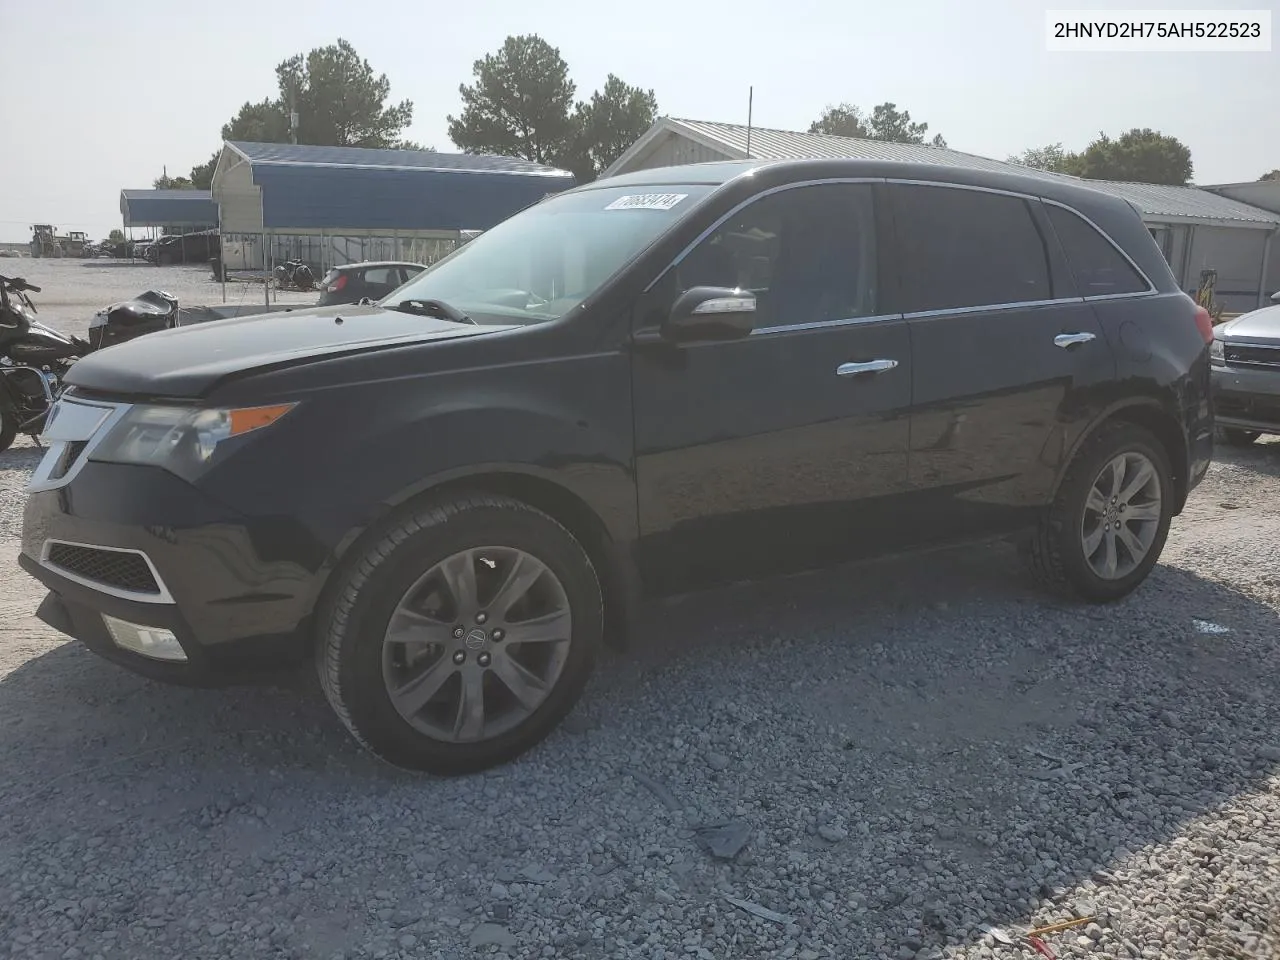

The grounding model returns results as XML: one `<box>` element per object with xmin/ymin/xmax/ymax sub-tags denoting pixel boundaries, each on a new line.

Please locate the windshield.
<box><xmin>382</xmin><ymin>183</ymin><xmax>717</xmax><ymax>324</ymax></box>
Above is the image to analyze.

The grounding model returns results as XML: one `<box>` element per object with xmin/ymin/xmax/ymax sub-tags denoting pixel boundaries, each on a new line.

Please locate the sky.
<box><xmin>1</xmin><ymin>0</ymin><xmax>1276</xmax><ymax>242</ymax></box>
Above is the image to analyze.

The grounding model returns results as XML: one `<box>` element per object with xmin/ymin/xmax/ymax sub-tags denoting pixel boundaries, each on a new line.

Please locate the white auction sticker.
<box><xmin>604</xmin><ymin>193</ymin><xmax>688</xmax><ymax>211</ymax></box>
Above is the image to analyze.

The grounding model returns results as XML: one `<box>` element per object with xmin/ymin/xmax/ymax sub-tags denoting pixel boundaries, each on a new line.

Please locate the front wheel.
<box><xmin>1020</xmin><ymin>421</ymin><xmax>1174</xmax><ymax>603</ymax></box>
<box><xmin>316</xmin><ymin>494</ymin><xmax>602</xmax><ymax>774</ymax></box>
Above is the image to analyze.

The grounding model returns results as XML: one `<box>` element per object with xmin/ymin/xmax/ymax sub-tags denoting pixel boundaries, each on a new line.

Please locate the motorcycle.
<box><xmin>273</xmin><ymin>259</ymin><xmax>316</xmax><ymax>291</ymax></box>
<box><xmin>0</xmin><ymin>276</ymin><xmax>89</xmax><ymax>452</ymax></box>
<box><xmin>88</xmin><ymin>289</ymin><xmax>180</xmax><ymax>351</ymax></box>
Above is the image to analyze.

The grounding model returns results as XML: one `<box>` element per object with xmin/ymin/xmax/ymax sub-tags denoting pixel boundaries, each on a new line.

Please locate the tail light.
<box><xmin>326</xmin><ymin>274</ymin><xmax>347</xmax><ymax>294</ymax></box>
<box><xmin>1193</xmin><ymin>304</ymin><xmax>1214</xmax><ymax>344</ymax></box>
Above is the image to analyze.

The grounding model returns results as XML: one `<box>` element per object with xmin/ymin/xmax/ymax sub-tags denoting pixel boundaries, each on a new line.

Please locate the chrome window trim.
<box><xmin>751</xmin><ymin>313</ymin><xmax>901</xmax><ymax>337</ymax></box>
<box><xmin>26</xmin><ymin>398</ymin><xmax>132</xmax><ymax>495</ymax></box>
<box><xmin>39</xmin><ymin>538</ymin><xmax>175</xmax><ymax>605</ymax></box>
<box><xmin>904</xmin><ymin>296</ymin><xmax>1085</xmax><ymax>321</ymax></box>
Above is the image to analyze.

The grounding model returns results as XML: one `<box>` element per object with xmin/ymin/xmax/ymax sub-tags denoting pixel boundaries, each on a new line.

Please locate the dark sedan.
<box><xmin>1211</xmin><ymin>291</ymin><xmax>1280</xmax><ymax>445</ymax></box>
<box><xmin>316</xmin><ymin>261</ymin><xmax>426</xmax><ymax>306</ymax></box>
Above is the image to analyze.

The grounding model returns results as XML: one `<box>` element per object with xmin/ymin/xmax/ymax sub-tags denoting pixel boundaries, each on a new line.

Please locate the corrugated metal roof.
<box><xmin>119</xmin><ymin>189</ymin><xmax>219</xmax><ymax>227</ymax></box>
<box><xmin>222</xmin><ymin>142</ymin><xmax>576</xmax><ymax>232</ymax></box>
<box><xmin>628</xmin><ymin>119</ymin><xmax>1280</xmax><ymax>227</ymax></box>
<box><xmin>228</xmin><ymin>141</ymin><xmax>570</xmax><ymax>177</ymax></box>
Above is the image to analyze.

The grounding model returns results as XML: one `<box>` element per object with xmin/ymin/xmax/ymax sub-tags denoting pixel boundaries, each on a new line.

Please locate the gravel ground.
<box><xmin>3</xmin><ymin>257</ymin><xmax>317</xmax><ymax>338</ymax></box>
<box><xmin>3</xmin><ymin>281</ymin><xmax>1280</xmax><ymax>957</ymax></box>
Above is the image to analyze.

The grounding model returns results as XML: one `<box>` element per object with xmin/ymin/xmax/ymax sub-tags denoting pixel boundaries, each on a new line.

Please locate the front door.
<box><xmin>630</xmin><ymin>180</ymin><xmax>914</xmax><ymax>594</ymax></box>
<box><xmin>885</xmin><ymin>181</ymin><xmax>1115</xmax><ymax>540</ymax></box>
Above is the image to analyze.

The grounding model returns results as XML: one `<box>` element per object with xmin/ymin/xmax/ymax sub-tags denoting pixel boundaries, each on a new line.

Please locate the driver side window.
<box><xmin>664</xmin><ymin>182</ymin><xmax>879</xmax><ymax>330</ymax></box>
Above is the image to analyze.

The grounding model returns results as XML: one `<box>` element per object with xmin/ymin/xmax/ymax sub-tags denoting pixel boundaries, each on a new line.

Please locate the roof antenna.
<box><xmin>746</xmin><ymin>86</ymin><xmax>754</xmax><ymax>159</ymax></box>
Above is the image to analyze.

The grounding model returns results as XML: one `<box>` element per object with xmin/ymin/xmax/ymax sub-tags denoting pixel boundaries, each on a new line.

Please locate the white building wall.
<box><xmin>1182</xmin><ymin>226</ymin><xmax>1270</xmax><ymax>312</ymax></box>
<box><xmin>624</xmin><ymin>134</ymin><xmax>733</xmax><ymax>172</ymax></box>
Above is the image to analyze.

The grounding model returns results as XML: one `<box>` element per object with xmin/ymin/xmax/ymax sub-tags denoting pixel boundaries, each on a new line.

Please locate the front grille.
<box><xmin>1216</xmin><ymin>392</ymin><xmax>1280</xmax><ymax>427</ymax></box>
<box><xmin>1225</xmin><ymin>342</ymin><xmax>1280</xmax><ymax>369</ymax></box>
<box><xmin>45</xmin><ymin>543</ymin><xmax>160</xmax><ymax>595</ymax></box>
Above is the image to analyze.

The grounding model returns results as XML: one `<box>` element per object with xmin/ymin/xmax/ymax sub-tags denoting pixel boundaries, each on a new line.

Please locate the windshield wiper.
<box><xmin>390</xmin><ymin>298</ymin><xmax>476</xmax><ymax>325</ymax></box>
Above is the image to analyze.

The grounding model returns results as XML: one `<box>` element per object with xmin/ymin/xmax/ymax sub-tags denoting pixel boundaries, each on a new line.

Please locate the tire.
<box><xmin>1020</xmin><ymin>421</ymin><xmax>1174</xmax><ymax>603</ymax></box>
<box><xmin>0</xmin><ymin>405</ymin><xmax>17</xmax><ymax>454</ymax></box>
<box><xmin>316</xmin><ymin>494</ymin><xmax>603</xmax><ymax>774</ymax></box>
<box><xmin>1221</xmin><ymin>428</ymin><xmax>1260</xmax><ymax>447</ymax></box>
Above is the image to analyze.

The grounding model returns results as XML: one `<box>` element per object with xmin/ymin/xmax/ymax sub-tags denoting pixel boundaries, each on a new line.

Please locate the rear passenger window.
<box><xmin>891</xmin><ymin>184</ymin><xmax>1053</xmax><ymax>313</ymax></box>
<box><xmin>1046</xmin><ymin>204</ymin><xmax>1150</xmax><ymax>297</ymax></box>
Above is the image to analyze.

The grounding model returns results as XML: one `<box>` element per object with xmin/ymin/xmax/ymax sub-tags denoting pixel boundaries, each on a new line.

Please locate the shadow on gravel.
<box><xmin>1</xmin><ymin>533</ymin><xmax>1278</xmax><ymax>957</ymax></box>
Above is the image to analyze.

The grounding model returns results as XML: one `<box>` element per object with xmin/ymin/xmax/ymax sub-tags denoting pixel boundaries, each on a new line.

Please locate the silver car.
<box><xmin>1211</xmin><ymin>290</ymin><xmax>1280</xmax><ymax>445</ymax></box>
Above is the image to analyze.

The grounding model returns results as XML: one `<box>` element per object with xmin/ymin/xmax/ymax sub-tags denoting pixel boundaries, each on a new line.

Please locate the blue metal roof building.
<box><xmin>211</xmin><ymin>141</ymin><xmax>574</xmax><ymax>271</ymax></box>
<box><xmin>214</xmin><ymin>141</ymin><xmax>574</xmax><ymax>233</ymax></box>
<box><xmin>119</xmin><ymin>189</ymin><xmax>219</xmax><ymax>229</ymax></box>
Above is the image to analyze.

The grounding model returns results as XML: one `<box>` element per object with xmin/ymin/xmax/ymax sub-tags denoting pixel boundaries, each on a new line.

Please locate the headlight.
<box><xmin>92</xmin><ymin>403</ymin><xmax>295</xmax><ymax>478</ymax></box>
<box><xmin>1210</xmin><ymin>338</ymin><xmax>1225</xmax><ymax>366</ymax></box>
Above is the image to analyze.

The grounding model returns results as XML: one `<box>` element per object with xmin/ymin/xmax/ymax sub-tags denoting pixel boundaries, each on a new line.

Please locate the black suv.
<box><xmin>20</xmin><ymin>159</ymin><xmax>1214</xmax><ymax>774</ymax></box>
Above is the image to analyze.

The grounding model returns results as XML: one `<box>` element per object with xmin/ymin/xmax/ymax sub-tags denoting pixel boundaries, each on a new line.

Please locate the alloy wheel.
<box><xmin>381</xmin><ymin>547</ymin><xmax>572</xmax><ymax>742</ymax></box>
<box><xmin>1080</xmin><ymin>451</ymin><xmax>1162</xmax><ymax>580</ymax></box>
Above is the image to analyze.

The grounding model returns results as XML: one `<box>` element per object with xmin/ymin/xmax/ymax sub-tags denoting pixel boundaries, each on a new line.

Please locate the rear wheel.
<box><xmin>1221</xmin><ymin>428</ymin><xmax>1260</xmax><ymax>447</ymax></box>
<box><xmin>316</xmin><ymin>494</ymin><xmax>602</xmax><ymax>774</ymax></box>
<box><xmin>1020</xmin><ymin>421</ymin><xmax>1174</xmax><ymax>603</ymax></box>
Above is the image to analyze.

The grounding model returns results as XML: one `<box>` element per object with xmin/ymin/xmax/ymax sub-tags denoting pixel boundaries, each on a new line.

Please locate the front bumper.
<box><xmin>21</xmin><ymin>459</ymin><xmax>316</xmax><ymax>681</ymax></box>
<box><xmin>1212</xmin><ymin>363</ymin><xmax>1280</xmax><ymax>435</ymax></box>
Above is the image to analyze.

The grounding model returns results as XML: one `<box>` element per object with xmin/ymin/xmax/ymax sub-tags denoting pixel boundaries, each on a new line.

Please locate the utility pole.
<box><xmin>746</xmin><ymin>87</ymin><xmax>754</xmax><ymax>159</ymax></box>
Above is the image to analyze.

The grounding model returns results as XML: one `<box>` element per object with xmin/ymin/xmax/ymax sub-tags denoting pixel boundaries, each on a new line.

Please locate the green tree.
<box><xmin>107</xmin><ymin>229</ymin><xmax>124</xmax><ymax>242</ymax></box>
<box><xmin>809</xmin><ymin>103</ymin><xmax>869</xmax><ymax>139</ymax></box>
<box><xmin>1007</xmin><ymin>142</ymin><xmax>1083</xmax><ymax>175</ymax></box>
<box><xmin>567</xmin><ymin>74</ymin><xmax>658</xmax><ymax>181</ymax></box>
<box><xmin>1261</xmin><ymin>169</ymin><xmax>1280</xmax><ymax>181</ymax></box>
<box><xmin>1073</xmin><ymin>128</ymin><xmax>1193</xmax><ymax>185</ymax></box>
<box><xmin>276</xmin><ymin>39</ymin><xmax>413</xmax><ymax>148</ymax></box>
<box><xmin>809</xmin><ymin>101</ymin><xmax>944</xmax><ymax>146</ymax></box>
<box><xmin>162</xmin><ymin>39</ymin><xmax>414</xmax><ymax>189</ymax></box>
<box><xmin>153</xmin><ymin>171</ymin><xmax>194</xmax><ymax>189</ymax></box>
<box><xmin>448</xmin><ymin>35</ymin><xmax>578</xmax><ymax>165</ymax></box>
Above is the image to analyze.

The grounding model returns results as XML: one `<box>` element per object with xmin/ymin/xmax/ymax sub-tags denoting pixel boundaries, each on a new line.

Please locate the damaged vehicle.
<box><xmin>21</xmin><ymin>159</ymin><xmax>1213</xmax><ymax>774</ymax></box>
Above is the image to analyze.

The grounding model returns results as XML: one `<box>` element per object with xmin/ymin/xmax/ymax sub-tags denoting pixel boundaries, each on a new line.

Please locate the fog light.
<box><xmin>102</xmin><ymin>614</ymin><xmax>187</xmax><ymax>661</ymax></box>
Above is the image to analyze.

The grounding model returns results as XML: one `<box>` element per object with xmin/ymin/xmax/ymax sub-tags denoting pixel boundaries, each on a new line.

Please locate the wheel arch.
<box><xmin>1056</xmin><ymin>397</ymin><xmax>1191</xmax><ymax>514</ymax></box>
<box><xmin>310</xmin><ymin>465</ymin><xmax>639</xmax><ymax>654</ymax></box>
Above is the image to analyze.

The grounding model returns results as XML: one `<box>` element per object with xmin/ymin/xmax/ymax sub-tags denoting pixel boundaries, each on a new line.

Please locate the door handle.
<box><xmin>1054</xmin><ymin>332</ymin><xmax>1096</xmax><ymax>349</ymax></box>
<box><xmin>837</xmin><ymin>359</ymin><xmax>898</xmax><ymax>377</ymax></box>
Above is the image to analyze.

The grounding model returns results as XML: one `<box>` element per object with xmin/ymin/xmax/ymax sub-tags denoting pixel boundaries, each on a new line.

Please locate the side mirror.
<box><xmin>1271</xmin><ymin>290</ymin><xmax>1280</xmax><ymax>303</ymax></box>
<box><xmin>663</xmin><ymin>286</ymin><xmax>756</xmax><ymax>343</ymax></box>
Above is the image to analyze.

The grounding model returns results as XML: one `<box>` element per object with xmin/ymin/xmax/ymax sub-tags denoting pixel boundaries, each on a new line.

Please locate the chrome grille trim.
<box><xmin>39</xmin><ymin>539</ymin><xmax>175</xmax><ymax>605</ymax></box>
<box><xmin>26</xmin><ymin>399</ymin><xmax>132</xmax><ymax>494</ymax></box>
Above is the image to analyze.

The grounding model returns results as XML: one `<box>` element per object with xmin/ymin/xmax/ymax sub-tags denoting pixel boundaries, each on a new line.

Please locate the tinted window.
<box><xmin>1049</xmin><ymin>204</ymin><xmax>1150</xmax><ymax>296</ymax></box>
<box><xmin>674</xmin><ymin>183</ymin><xmax>878</xmax><ymax>328</ymax></box>
<box><xmin>362</xmin><ymin>267</ymin><xmax>397</xmax><ymax>286</ymax></box>
<box><xmin>892</xmin><ymin>185</ymin><xmax>1053</xmax><ymax>312</ymax></box>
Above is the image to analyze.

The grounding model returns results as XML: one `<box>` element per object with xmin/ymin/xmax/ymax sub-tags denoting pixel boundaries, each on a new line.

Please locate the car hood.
<box><xmin>1219</xmin><ymin>304</ymin><xmax>1280</xmax><ymax>342</ymax></box>
<box><xmin>66</xmin><ymin>304</ymin><xmax>517</xmax><ymax>397</ymax></box>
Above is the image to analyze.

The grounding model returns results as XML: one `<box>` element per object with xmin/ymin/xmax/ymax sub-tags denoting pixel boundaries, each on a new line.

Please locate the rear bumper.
<box><xmin>1212</xmin><ymin>364</ymin><xmax>1280</xmax><ymax>435</ymax></box>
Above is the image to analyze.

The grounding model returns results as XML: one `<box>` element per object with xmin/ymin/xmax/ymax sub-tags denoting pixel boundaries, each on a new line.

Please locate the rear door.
<box><xmin>631</xmin><ymin>180</ymin><xmax>915</xmax><ymax>593</ymax></box>
<box><xmin>886</xmin><ymin>181</ymin><xmax>1115</xmax><ymax>539</ymax></box>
